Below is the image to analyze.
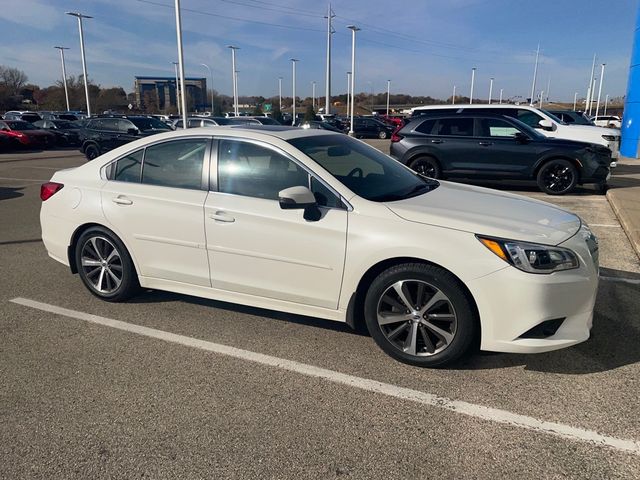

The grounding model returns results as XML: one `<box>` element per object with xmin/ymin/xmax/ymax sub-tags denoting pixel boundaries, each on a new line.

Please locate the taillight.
<box><xmin>391</xmin><ymin>125</ymin><xmax>404</xmax><ymax>143</ymax></box>
<box><xmin>40</xmin><ymin>182</ymin><xmax>64</xmax><ymax>201</ymax></box>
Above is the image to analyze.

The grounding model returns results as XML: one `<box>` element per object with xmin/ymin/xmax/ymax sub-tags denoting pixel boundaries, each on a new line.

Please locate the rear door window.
<box><xmin>114</xmin><ymin>150</ymin><xmax>143</xmax><ymax>183</ymax></box>
<box><xmin>434</xmin><ymin>118</ymin><xmax>473</xmax><ymax>136</ymax></box>
<box><xmin>415</xmin><ymin>119</ymin><xmax>436</xmax><ymax>134</ymax></box>
<box><xmin>141</xmin><ymin>139</ymin><xmax>207</xmax><ymax>190</ymax></box>
<box><xmin>479</xmin><ymin>118</ymin><xmax>520</xmax><ymax>137</ymax></box>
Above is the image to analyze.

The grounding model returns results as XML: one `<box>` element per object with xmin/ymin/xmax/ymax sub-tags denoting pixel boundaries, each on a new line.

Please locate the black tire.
<box><xmin>409</xmin><ymin>156</ymin><xmax>441</xmax><ymax>179</ymax></box>
<box><xmin>75</xmin><ymin>226</ymin><xmax>140</xmax><ymax>302</ymax></box>
<box><xmin>84</xmin><ymin>144</ymin><xmax>100</xmax><ymax>161</ymax></box>
<box><xmin>378</xmin><ymin>130</ymin><xmax>388</xmax><ymax>139</ymax></box>
<box><xmin>364</xmin><ymin>263</ymin><xmax>478</xmax><ymax>367</ymax></box>
<box><xmin>536</xmin><ymin>159</ymin><xmax>578</xmax><ymax>195</ymax></box>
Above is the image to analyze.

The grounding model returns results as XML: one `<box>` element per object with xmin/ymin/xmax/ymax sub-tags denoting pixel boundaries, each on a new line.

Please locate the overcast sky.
<box><xmin>1</xmin><ymin>0</ymin><xmax>638</xmax><ymax>102</ymax></box>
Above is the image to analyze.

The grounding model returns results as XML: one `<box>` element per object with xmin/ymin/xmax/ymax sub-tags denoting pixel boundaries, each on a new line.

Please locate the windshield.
<box><xmin>129</xmin><ymin>117</ymin><xmax>172</xmax><ymax>131</ymax></box>
<box><xmin>289</xmin><ymin>134</ymin><xmax>438</xmax><ymax>202</ymax></box>
<box><xmin>6</xmin><ymin>121</ymin><xmax>36</xmax><ymax>130</ymax></box>
<box><xmin>541</xmin><ymin>109</ymin><xmax>567</xmax><ymax>125</ymax></box>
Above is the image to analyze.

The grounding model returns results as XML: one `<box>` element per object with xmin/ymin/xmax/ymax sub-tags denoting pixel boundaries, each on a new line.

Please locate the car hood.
<box><xmin>384</xmin><ymin>181</ymin><xmax>581</xmax><ymax>245</ymax></box>
<box><xmin>561</xmin><ymin>124</ymin><xmax>620</xmax><ymax>137</ymax></box>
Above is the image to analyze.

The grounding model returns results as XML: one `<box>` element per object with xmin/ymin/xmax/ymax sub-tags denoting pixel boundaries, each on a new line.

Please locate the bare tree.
<box><xmin>0</xmin><ymin>66</ymin><xmax>28</xmax><ymax>95</ymax></box>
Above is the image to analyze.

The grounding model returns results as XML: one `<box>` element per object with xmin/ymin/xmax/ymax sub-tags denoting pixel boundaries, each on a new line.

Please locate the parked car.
<box><xmin>33</xmin><ymin>119</ymin><xmax>82</xmax><ymax>146</ymax></box>
<box><xmin>592</xmin><ymin>115</ymin><xmax>622</xmax><ymax>129</ymax></box>
<box><xmin>173</xmin><ymin>117</ymin><xmax>223</xmax><ymax>128</ymax></box>
<box><xmin>547</xmin><ymin>110</ymin><xmax>594</xmax><ymax>126</ymax></box>
<box><xmin>411</xmin><ymin>104</ymin><xmax>621</xmax><ymax>166</ymax></box>
<box><xmin>390</xmin><ymin>113</ymin><xmax>610</xmax><ymax>195</ymax></box>
<box><xmin>3</xmin><ymin>110</ymin><xmax>42</xmax><ymax>123</ymax></box>
<box><xmin>0</xmin><ymin>119</ymin><xmax>56</xmax><ymax>149</ymax></box>
<box><xmin>40</xmin><ymin>127</ymin><xmax>599</xmax><ymax>367</ymax></box>
<box><xmin>79</xmin><ymin>116</ymin><xmax>172</xmax><ymax>160</ymax></box>
<box><xmin>247</xmin><ymin>116</ymin><xmax>281</xmax><ymax>125</ymax></box>
<box><xmin>379</xmin><ymin>114</ymin><xmax>405</xmax><ymax>128</ymax></box>
<box><xmin>39</xmin><ymin>111</ymin><xmax>80</xmax><ymax>122</ymax></box>
<box><xmin>350</xmin><ymin>117</ymin><xmax>395</xmax><ymax>139</ymax></box>
<box><xmin>300</xmin><ymin>120</ymin><xmax>344</xmax><ymax>133</ymax></box>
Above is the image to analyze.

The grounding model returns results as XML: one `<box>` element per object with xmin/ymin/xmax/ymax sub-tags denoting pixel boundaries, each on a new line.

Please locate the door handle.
<box><xmin>478</xmin><ymin>141</ymin><xmax>492</xmax><ymax>146</ymax></box>
<box><xmin>209</xmin><ymin>211</ymin><xmax>235</xmax><ymax>223</ymax></box>
<box><xmin>430</xmin><ymin>139</ymin><xmax>444</xmax><ymax>144</ymax></box>
<box><xmin>112</xmin><ymin>196</ymin><xmax>133</xmax><ymax>206</ymax></box>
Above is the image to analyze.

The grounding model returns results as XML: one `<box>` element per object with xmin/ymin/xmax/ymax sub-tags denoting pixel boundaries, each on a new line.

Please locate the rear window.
<box><xmin>5</xmin><ymin>121</ymin><xmax>35</xmax><ymax>130</ymax></box>
<box><xmin>415</xmin><ymin>119</ymin><xmax>436</xmax><ymax>134</ymax></box>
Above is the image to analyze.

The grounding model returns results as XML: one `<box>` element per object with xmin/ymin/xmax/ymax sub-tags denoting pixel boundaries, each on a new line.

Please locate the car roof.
<box><xmin>412</xmin><ymin>104</ymin><xmax>537</xmax><ymax>112</ymax></box>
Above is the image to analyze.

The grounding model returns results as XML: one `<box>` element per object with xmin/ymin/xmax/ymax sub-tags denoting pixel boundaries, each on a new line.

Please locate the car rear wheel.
<box><xmin>537</xmin><ymin>159</ymin><xmax>578</xmax><ymax>195</ymax></box>
<box><xmin>84</xmin><ymin>144</ymin><xmax>100</xmax><ymax>161</ymax></box>
<box><xmin>378</xmin><ymin>130</ymin><xmax>388</xmax><ymax>139</ymax></box>
<box><xmin>75</xmin><ymin>227</ymin><xmax>140</xmax><ymax>302</ymax></box>
<box><xmin>364</xmin><ymin>263</ymin><xmax>477</xmax><ymax>367</ymax></box>
<box><xmin>409</xmin><ymin>156</ymin><xmax>441</xmax><ymax>179</ymax></box>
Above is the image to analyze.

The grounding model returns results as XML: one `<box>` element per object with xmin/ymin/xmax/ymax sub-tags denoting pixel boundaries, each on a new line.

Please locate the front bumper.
<box><xmin>468</xmin><ymin>227</ymin><xmax>599</xmax><ymax>354</ymax></box>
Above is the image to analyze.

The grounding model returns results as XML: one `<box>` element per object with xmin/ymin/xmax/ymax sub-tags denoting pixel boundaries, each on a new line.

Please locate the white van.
<box><xmin>411</xmin><ymin>104</ymin><xmax>620</xmax><ymax>166</ymax></box>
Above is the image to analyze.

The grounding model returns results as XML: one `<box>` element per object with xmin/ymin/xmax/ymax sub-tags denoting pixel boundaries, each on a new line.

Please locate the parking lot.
<box><xmin>1</xmin><ymin>146</ymin><xmax>640</xmax><ymax>478</ymax></box>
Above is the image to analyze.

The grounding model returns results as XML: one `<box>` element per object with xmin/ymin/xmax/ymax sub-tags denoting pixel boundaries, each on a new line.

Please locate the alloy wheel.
<box><xmin>80</xmin><ymin>236</ymin><xmax>123</xmax><ymax>294</ymax></box>
<box><xmin>376</xmin><ymin>279</ymin><xmax>457</xmax><ymax>356</ymax></box>
<box><xmin>412</xmin><ymin>159</ymin><xmax>437</xmax><ymax>178</ymax></box>
<box><xmin>542</xmin><ymin>165</ymin><xmax>574</xmax><ymax>193</ymax></box>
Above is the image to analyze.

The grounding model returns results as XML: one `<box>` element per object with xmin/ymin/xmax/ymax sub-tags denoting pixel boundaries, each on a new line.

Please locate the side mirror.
<box><xmin>537</xmin><ymin>119</ymin><xmax>554</xmax><ymax>131</ymax></box>
<box><xmin>514</xmin><ymin>132</ymin><xmax>529</xmax><ymax>143</ymax></box>
<box><xmin>279</xmin><ymin>186</ymin><xmax>322</xmax><ymax>221</ymax></box>
<box><xmin>127</xmin><ymin>128</ymin><xmax>138</xmax><ymax>135</ymax></box>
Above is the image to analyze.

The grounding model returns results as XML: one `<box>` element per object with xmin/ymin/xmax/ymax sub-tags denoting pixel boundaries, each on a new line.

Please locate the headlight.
<box><xmin>477</xmin><ymin>236</ymin><xmax>579</xmax><ymax>274</ymax></box>
<box><xmin>602</xmin><ymin>135</ymin><xmax>617</xmax><ymax>142</ymax></box>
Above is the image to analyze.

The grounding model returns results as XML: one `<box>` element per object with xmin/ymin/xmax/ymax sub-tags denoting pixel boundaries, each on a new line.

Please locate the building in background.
<box><xmin>133</xmin><ymin>76</ymin><xmax>207</xmax><ymax>112</ymax></box>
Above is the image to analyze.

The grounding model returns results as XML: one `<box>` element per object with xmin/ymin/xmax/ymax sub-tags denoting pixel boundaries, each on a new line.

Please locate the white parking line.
<box><xmin>10</xmin><ymin>296</ymin><xmax>640</xmax><ymax>457</ymax></box>
<box><xmin>600</xmin><ymin>276</ymin><xmax>640</xmax><ymax>285</ymax></box>
<box><xmin>589</xmin><ymin>224</ymin><xmax>621</xmax><ymax>228</ymax></box>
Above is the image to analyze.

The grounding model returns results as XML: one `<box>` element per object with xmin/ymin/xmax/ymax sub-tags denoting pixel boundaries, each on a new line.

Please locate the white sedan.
<box><xmin>40</xmin><ymin>126</ymin><xmax>599</xmax><ymax>367</ymax></box>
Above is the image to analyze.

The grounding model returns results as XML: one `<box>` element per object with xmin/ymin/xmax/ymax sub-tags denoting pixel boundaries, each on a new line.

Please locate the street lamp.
<box><xmin>278</xmin><ymin>76</ymin><xmax>283</xmax><ymax>111</ymax></box>
<box><xmin>452</xmin><ymin>85</ymin><xmax>456</xmax><ymax>105</ymax></box>
<box><xmin>346</xmin><ymin>71</ymin><xmax>351</xmax><ymax>118</ymax></box>
<box><xmin>499</xmin><ymin>88</ymin><xmax>503</xmax><ymax>104</ymax></box>
<box><xmin>573</xmin><ymin>92</ymin><xmax>578</xmax><ymax>111</ymax></box>
<box><xmin>604</xmin><ymin>94</ymin><xmax>609</xmax><ymax>116</ymax></box>
<box><xmin>595</xmin><ymin>63</ymin><xmax>606</xmax><ymax>119</ymax></box>
<box><xmin>227</xmin><ymin>46</ymin><xmax>240</xmax><ymax>116</ymax></box>
<box><xmin>347</xmin><ymin>25</ymin><xmax>360</xmax><ymax>136</ymax></box>
<box><xmin>200</xmin><ymin>63</ymin><xmax>214</xmax><ymax>113</ymax></box>
<box><xmin>469</xmin><ymin>67</ymin><xmax>476</xmax><ymax>105</ymax></box>
<box><xmin>488</xmin><ymin>77</ymin><xmax>494</xmax><ymax>104</ymax></box>
<box><xmin>172</xmin><ymin>0</ymin><xmax>187</xmax><ymax>128</ymax></box>
<box><xmin>54</xmin><ymin>46</ymin><xmax>70</xmax><ymax>111</ymax></box>
<box><xmin>65</xmin><ymin>12</ymin><xmax>93</xmax><ymax>117</ymax></box>
<box><xmin>386</xmin><ymin>79</ymin><xmax>391</xmax><ymax>116</ymax></box>
<box><xmin>291</xmin><ymin>58</ymin><xmax>299</xmax><ymax>121</ymax></box>
<box><xmin>312</xmin><ymin>81</ymin><xmax>316</xmax><ymax>111</ymax></box>
<box><xmin>171</xmin><ymin>61</ymin><xmax>181</xmax><ymax>115</ymax></box>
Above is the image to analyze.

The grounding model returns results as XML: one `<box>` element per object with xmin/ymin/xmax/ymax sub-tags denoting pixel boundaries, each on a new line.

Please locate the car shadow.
<box><xmin>0</xmin><ymin>186</ymin><xmax>25</xmax><ymax>201</ymax></box>
<box><xmin>457</xmin><ymin>266</ymin><xmax>640</xmax><ymax>374</ymax></box>
<box><xmin>126</xmin><ymin>289</ymin><xmax>367</xmax><ymax>336</ymax></box>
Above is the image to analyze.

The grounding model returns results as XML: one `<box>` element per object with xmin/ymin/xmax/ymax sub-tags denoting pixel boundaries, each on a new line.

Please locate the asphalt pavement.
<box><xmin>1</xmin><ymin>146</ymin><xmax>639</xmax><ymax>479</ymax></box>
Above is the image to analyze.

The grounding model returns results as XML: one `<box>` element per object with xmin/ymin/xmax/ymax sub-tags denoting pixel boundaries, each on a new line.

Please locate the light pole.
<box><xmin>54</xmin><ymin>46</ymin><xmax>70</xmax><ymax>111</ymax></box>
<box><xmin>452</xmin><ymin>85</ymin><xmax>456</xmax><ymax>105</ymax></box>
<box><xmin>499</xmin><ymin>88</ymin><xmax>503</xmax><ymax>104</ymax></box>
<box><xmin>66</xmin><ymin>12</ymin><xmax>93</xmax><ymax>117</ymax></box>
<box><xmin>595</xmin><ymin>63</ymin><xmax>606</xmax><ymax>119</ymax></box>
<box><xmin>227</xmin><ymin>46</ymin><xmax>239</xmax><ymax>116</ymax></box>
<box><xmin>530</xmin><ymin>43</ymin><xmax>540</xmax><ymax>106</ymax></box>
<box><xmin>469</xmin><ymin>67</ymin><xmax>476</xmax><ymax>105</ymax></box>
<box><xmin>312</xmin><ymin>81</ymin><xmax>316</xmax><ymax>111</ymax></box>
<box><xmin>291</xmin><ymin>58</ymin><xmax>299</xmax><ymax>121</ymax></box>
<box><xmin>586</xmin><ymin>53</ymin><xmax>596</xmax><ymax>115</ymax></box>
<box><xmin>171</xmin><ymin>61</ymin><xmax>181</xmax><ymax>115</ymax></box>
<box><xmin>278</xmin><ymin>76</ymin><xmax>283</xmax><ymax>111</ymax></box>
<box><xmin>386</xmin><ymin>79</ymin><xmax>391</xmax><ymax>116</ymax></box>
<box><xmin>546</xmin><ymin>76</ymin><xmax>551</xmax><ymax>103</ymax></box>
<box><xmin>604</xmin><ymin>94</ymin><xmax>609</xmax><ymax>116</ymax></box>
<box><xmin>347</xmin><ymin>25</ymin><xmax>360</xmax><ymax>136</ymax></box>
<box><xmin>200</xmin><ymin>63</ymin><xmax>214</xmax><ymax>113</ymax></box>
<box><xmin>590</xmin><ymin>76</ymin><xmax>597</xmax><ymax>115</ymax></box>
<box><xmin>539</xmin><ymin>90</ymin><xmax>544</xmax><ymax>108</ymax></box>
<box><xmin>324</xmin><ymin>3</ymin><xmax>334</xmax><ymax>115</ymax></box>
<box><xmin>488</xmin><ymin>77</ymin><xmax>494</xmax><ymax>104</ymax></box>
<box><xmin>574</xmin><ymin>92</ymin><xmax>578</xmax><ymax>111</ymax></box>
<box><xmin>172</xmin><ymin>0</ymin><xmax>187</xmax><ymax>127</ymax></box>
<box><xmin>346</xmin><ymin>71</ymin><xmax>351</xmax><ymax>117</ymax></box>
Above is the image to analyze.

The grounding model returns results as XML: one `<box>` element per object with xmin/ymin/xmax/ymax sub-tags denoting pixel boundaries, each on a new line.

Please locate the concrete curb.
<box><xmin>606</xmin><ymin>188</ymin><xmax>640</xmax><ymax>261</ymax></box>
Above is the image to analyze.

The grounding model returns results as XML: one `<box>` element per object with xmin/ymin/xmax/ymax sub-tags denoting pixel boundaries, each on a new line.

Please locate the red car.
<box><xmin>379</xmin><ymin>114</ymin><xmax>405</xmax><ymax>128</ymax></box>
<box><xmin>0</xmin><ymin>119</ymin><xmax>56</xmax><ymax>149</ymax></box>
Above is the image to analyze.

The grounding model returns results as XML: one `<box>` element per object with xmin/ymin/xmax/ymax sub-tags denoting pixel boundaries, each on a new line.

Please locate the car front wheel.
<box><xmin>364</xmin><ymin>263</ymin><xmax>477</xmax><ymax>367</ymax></box>
<box><xmin>84</xmin><ymin>144</ymin><xmax>100</xmax><ymax>161</ymax></box>
<box><xmin>536</xmin><ymin>159</ymin><xmax>578</xmax><ymax>195</ymax></box>
<box><xmin>75</xmin><ymin>227</ymin><xmax>140</xmax><ymax>302</ymax></box>
<box><xmin>378</xmin><ymin>130</ymin><xmax>388</xmax><ymax>139</ymax></box>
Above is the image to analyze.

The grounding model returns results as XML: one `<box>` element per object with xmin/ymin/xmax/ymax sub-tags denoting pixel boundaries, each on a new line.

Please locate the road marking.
<box><xmin>589</xmin><ymin>224</ymin><xmax>621</xmax><ymax>228</ymax></box>
<box><xmin>10</xmin><ymin>296</ymin><xmax>640</xmax><ymax>457</ymax></box>
<box><xmin>600</xmin><ymin>276</ymin><xmax>640</xmax><ymax>285</ymax></box>
<box><xmin>0</xmin><ymin>176</ymin><xmax>48</xmax><ymax>182</ymax></box>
